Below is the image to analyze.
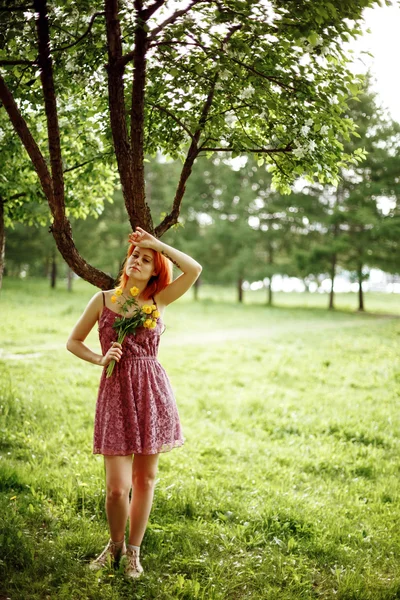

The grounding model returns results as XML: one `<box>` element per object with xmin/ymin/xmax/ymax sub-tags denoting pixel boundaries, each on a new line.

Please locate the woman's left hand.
<box><xmin>128</xmin><ymin>227</ymin><xmax>159</xmax><ymax>250</ymax></box>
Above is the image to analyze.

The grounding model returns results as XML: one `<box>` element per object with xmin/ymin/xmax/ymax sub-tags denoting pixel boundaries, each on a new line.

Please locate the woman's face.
<box><xmin>125</xmin><ymin>246</ymin><xmax>156</xmax><ymax>284</ymax></box>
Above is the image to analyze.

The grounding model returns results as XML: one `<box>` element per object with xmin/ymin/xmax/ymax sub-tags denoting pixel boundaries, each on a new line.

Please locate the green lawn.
<box><xmin>1</xmin><ymin>278</ymin><xmax>400</xmax><ymax>599</ymax></box>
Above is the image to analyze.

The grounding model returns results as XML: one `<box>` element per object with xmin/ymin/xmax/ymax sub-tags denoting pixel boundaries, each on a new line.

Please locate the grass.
<box><xmin>0</xmin><ymin>277</ymin><xmax>400</xmax><ymax>599</ymax></box>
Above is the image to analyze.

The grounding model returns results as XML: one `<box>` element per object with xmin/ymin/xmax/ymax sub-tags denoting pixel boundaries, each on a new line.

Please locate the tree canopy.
<box><xmin>0</xmin><ymin>0</ymin><xmax>378</xmax><ymax>287</ymax></box>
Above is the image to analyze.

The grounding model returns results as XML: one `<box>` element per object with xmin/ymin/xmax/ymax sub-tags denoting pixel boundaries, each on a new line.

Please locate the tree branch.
<box><xmin>52</xmin><ymin>12</ymin><xmax>105</xmax><ymax>53</ymax></box>
<box><xmin>155</xmin><ymin>23</ymin><xmax>243</xmax><ymax>236</ymax></box>
<box><xmin>105</xmin><ymin>0</ymin><xmax>133</xmax><ymax>220</ymax></box>
<box><xmin>0</xmin><ymin>74</ymin><xmax>53</xmax><ymax>199</ymax></box>
<box><xmin>148</xmin><ymin>39</ymin><xmax>206</xmax><ymax>50</ymax></box>
<box><xmin>199</xmin><ymin>145</ymin><xmax>293</xmax><ymax>154</ymax></box>
<box><xmin>0</xmin><ymin>59</ymin><xmax>36</xmax><ymax>66</ymax></box>
<box><xmin>147</xmin><ymin>102</ymin><xmax>195</xmax><ymax>141</ymax></box>
<box><xmin>147</xmin><ymin>0</ymin><xmax>205</xmax><ymax>43</ymax></box>
<box><xmin>0</xmin><ymin>4</ymin><xmax>34</xmax><ymax>11</ymax></box>
<box><xmin>63</xmin><ymin>150</ymin><xmax>114</xmax><ymax>174</ymax></box>
<box><xmin>142</xmin><ymin>0</ymin><xmax>165</xmax><ymax>21</ymax></box>
<box><xmin>230</xmin><ymin>57</ymin><xmax>300</xmax><ymax>94</ymax></box>
<box><xmin>32</xmin><ymin>0</ymin><xmax>113</xmax><ymax>288</ymax></box>
<box><xmin>155</xmin><ymin>73</ymin><xmax>218</xmax><ymax>237</ymax></box>
<box><xmin>34</xmin><ymin>0</ymin><xmax>65</xmax><ymax>223</ymax></box>
<box><xmin>129</xmin><ymin>0</ymin><xmax>153</xmax><ymax>231</ymax></box>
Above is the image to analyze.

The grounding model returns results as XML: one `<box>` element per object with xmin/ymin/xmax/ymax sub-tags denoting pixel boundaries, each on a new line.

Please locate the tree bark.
<box><xmin>238</xmin><ymin>277</ymin><xmax>243</xmax><ymax>303</ymax></box>
<box><xmin>105</xmin><ymin>0</ymin><xmax>137</xmax><ymax>231</ymax></box>
<box><xmin>357</xmin><ymin>262</ymin><xmax>364</xmax><ymax>311</ymax></box>
<box><xmin>34</xmin><ymin>0</ymin><xmax>65</xmax><ymax>222</ymax></box>
<box><xmin>130</xmin><ymin>1</ymin><xmax>152</xmax><ymax>230</ymax></box>
<box><xmin>0</xmin><ymin>197</ymin><xmax>5</xmax><ymax>291</ymax></box>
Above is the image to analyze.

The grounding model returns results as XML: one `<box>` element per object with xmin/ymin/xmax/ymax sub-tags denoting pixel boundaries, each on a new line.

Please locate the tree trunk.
<box><xmin>357</xmin><ymin>263</ymin><xmax>364</xmax><ymax>311</ymax></box>
<box><xmin>0</xmin><ymin>197</ymin><xmax>5</xmax><ymax>291</ymax></box>
<box><xmin>266</xmin><ymin>276</ymin><xmax>273</xmax><ymax>306</ymax></box>
<box><xmin>44</xmin><ymin>256</ymin><xmax>50</xmax><ymax>278</ymax></box>
<box><xmin>193</xmin><ymin>276</ymin><xmax>200</xmax><ymax>301</ymax></box>
<box><xmin>50</xmin><ymin>250</ymin><xmax>57</xmax><ymax>289</ymax></box>
<box><xmin>329</xmin><ymin>252</ymin><xmax>337</xmax><ymax>310</ymax></box>
<box><xmin>238</xmin><ymin>277</ymin><xmax>243</xmax><ymax>303</ymax></box>
<box><xmin>67</xmin><ymin>265</ymin><xmax>73</xmax><ymax>292</ymax></box>
<box><xmin>329</xmin><ymin>187</ymin><xmax>341</xmax><ymax>310</ymax></box>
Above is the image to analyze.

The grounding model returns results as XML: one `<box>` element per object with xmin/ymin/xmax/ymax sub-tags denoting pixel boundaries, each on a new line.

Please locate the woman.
<box><xmin>66</xmin><ymin>226</ymin><xmax>202</xmax><ymax>578</ymax></box>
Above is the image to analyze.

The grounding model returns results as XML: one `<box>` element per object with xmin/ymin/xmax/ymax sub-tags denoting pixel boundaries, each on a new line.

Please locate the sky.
<box><xmin>351</xmin><ymin>3</ymin><xmax>400</xmax><ymax>122</ymax></box>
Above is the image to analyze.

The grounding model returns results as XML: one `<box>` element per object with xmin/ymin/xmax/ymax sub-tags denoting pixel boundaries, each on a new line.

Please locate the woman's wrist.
<box><xmin>152</xmin><ymin>239</ymin><xmax>165</xmax><ymax>253</ymax></box>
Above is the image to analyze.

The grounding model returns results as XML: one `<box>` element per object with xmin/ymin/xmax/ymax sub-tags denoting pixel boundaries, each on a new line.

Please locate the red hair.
<box><xmin>116</xmin><ymin>244</ymin><xmax>172</xmax><ymax>300</ymax></box>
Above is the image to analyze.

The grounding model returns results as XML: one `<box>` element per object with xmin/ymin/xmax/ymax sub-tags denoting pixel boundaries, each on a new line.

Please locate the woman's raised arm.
<box><xmin>128</xmin><ymin>228</ymin><xmax>202</xmax><ymax>306</ymax></box>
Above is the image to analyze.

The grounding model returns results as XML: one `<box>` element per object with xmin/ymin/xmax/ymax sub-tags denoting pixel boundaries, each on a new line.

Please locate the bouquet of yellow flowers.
<box><xmin>106</xmin><ymin>286</ymin><xmax>160</xmax><ymax>378</ymax></box>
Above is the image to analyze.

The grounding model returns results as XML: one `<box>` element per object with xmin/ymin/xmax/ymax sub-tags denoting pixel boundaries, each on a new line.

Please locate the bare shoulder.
<box><xmin>101</xmin><ymin>289</ymin><xmax>115</xmax><ymax>310</ymax></box>
<box><xmin>68</xmin><ymin>291</ymin><xmax>104</xmax><ymax>343</ymax></box>
<box><xmin>89</xmin><ymin>290</ymin><xmax>105</xmax><ymax>321</ymax></box>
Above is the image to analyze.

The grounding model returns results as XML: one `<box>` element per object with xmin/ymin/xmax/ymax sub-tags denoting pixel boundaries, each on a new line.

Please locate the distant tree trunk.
<box><xmin>50</xmin><ymin>249</ymin><xmax>57</xmax><ymax>289</ymax></box>
<box><xmin>44</xmin><ymin>256</ymin><xmax>50</xmax><ymax>278</ymax></box>
<box><xmin>266</xmin><ymin>244</ymin><xmax>274</xmax><ymax>306</ymax></box>
<box><xmin>67</xmin><ymin>265</ymin><xmax>73</xmax><ymax>292</ymax></box>
<box><xmin>193</xmin><ymin>276</ymin><xmax>200</xmax><ymax>301</ymax></box>
<box><xmin>266</xmin><ymin>276</ymin><xmax>273</xmax><ymax>306</ymax></box>
<box><xmin>0</xmin><ymin>197</ymin><xmax>5</xmax><ymax>291</ymax></box>
<box><xmin>329</xmin><ymin>252</ymin><xmax>337</xmax><ymax>310</ymax></box>
<box><xmin>238</xmin><ymin>277</ymin><xmax>243</xmax><ymax>303</ymax></box>
<box><xmin>357</xmin><ymin>262</ymin><xmax>364</xmax><ymax>311</ymax></box>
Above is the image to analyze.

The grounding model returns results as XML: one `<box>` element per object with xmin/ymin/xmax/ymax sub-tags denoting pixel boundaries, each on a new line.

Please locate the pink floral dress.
<box><xmin>93</xmin><ymin>294</ymin><xmax>184</xmax><ymax>456</ymax></box>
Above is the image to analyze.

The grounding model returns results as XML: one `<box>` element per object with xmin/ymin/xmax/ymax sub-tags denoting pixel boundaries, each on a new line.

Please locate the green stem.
<box><xmin>106</xmin><ymin>331</ymin><xmax>127</xmax><ymax>378</ymax></box>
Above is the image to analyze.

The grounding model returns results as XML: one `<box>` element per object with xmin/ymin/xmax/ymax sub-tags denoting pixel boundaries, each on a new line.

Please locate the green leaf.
<box><xmin>307</xmin><ymin>32</ymin><xmax>319</xmax><ymax>46</ymax></box>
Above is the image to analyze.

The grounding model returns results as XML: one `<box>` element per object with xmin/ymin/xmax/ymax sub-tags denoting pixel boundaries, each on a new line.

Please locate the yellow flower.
<box><xmin>142</xmin><ymin>305</ymin><xmax>152</xmax><ymax>314</ymax></box>
<box><xmin>149</xmin><ymin>320</ymin><xmax>157</xmax><ymax>329</ymax></box>
<box><xmin>111</xmin><ymin>295</ymin><xmax>117</xmax><ymax>303</ymax></box>
<box><xmin>130</xmin><ymin>286</ymin><xmax>140</xmax><ymax>297</ymax></box>
<box><xmin>115</xmin><ymin>287</ymin><xmax>123</xmax><ymax>296</ymax></box>
<box><xmin>151</xmin><ymin>304</ymin><xmax>157</xmax><ymax>311</ymax></box>
<box><xmin>144</xmin><ymin>319</ymin><xmax>153</xmax><ymax>328</ymax></box>
<box><xmin>152</xmin><ymin>310</ymin><xmax>160</xmax><ymax>319</ymax></box>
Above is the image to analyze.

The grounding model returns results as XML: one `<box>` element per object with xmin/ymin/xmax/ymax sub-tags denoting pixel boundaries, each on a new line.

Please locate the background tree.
<box><xmin>339</xmin><ymin>91</ymin><xmax>400</xmax><ymax>310</ymax></box>
<box><xmin>0</xmin><ymin>0</ymin><xmax>373</xmax><ymax>288</ymax></box>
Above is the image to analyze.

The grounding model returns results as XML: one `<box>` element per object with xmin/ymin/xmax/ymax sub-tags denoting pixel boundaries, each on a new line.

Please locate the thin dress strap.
<box><xmin>152</xmin><ymin>295</ymin><xmax>166</xmax><ymax>335</ymax></box>
<box><xmin>102</xmin><ymin>291</ymin><xmax>105</xmax><ymax>306</ymax></box>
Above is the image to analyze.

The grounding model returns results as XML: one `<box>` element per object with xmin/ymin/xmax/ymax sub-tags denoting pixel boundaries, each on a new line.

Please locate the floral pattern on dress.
<box><xmin>93</xmin><ymin>306</ymin><xmax>184</xmax><ymax>455</ymax></box>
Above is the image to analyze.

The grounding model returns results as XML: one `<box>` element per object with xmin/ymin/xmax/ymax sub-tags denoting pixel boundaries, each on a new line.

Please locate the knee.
<box><xmin>106</xmin><ymin>486</ymin><xmax>130</xmax><ymax>502</ymax></box>
<box><xmin>132</xmin><ymin>471</ymin><xmax>156</xmax><ymax>492</ymax></box>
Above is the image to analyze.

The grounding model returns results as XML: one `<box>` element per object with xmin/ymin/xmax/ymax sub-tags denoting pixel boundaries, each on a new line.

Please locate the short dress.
<box><xmin>93</xmin><ymin>292</ymin><xmax>184</xmax><ymax>456</ymax></box>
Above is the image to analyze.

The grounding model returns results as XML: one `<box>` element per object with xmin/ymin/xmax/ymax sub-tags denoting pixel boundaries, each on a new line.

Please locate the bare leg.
<box><xmin>128</xmin><ymin>453</ymin><xmax>159</xmax><ymax>546</ymax></box>
<box><xmin>104</xmin><ymin>455</ymin><xmax>133</xmax><ymax>544</ymax></box>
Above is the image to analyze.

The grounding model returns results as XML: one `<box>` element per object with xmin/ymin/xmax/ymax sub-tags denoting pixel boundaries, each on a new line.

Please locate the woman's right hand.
<box><xmin>100</xmin><ymin>341</ymin><xmax>123</xmax><ymax>367</ymax></box>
